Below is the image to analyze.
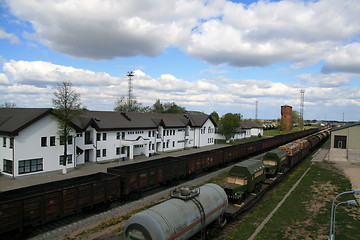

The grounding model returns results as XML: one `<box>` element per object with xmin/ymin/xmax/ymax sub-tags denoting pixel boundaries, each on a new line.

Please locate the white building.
<box><xmin>215</xmin><ymin>121</ymin><xmax>264</xmax><ymax>141</ymax></box>
<box><xmin>0</xmin><ymin>108</ymin><xmax>216</xmax><ymax>177</ymax></box>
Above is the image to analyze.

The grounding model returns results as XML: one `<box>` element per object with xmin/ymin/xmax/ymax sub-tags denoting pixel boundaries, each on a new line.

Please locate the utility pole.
<box><xmin>127</xmin><ymin>71</ymin><xmax>134</xmax><ymax>110</ymax></box>
<box><xmin>300</xmin><ymin>89</ymin><xmax>305</xmax><ymax>130</ymax></box>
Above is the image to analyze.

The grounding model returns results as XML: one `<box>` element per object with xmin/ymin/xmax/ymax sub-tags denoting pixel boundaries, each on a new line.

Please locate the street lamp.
<box><xmin>329</xmin><ymin>189</ymin><xmax>360</xmax><ymax>240</ymax></box>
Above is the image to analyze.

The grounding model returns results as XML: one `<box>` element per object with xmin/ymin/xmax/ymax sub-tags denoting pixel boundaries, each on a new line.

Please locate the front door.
<box><xmin>334</xmin><ymin>135</ymin><xmax>347</xmax><ymax>149</ymax></box>
<box><xmin>85</xmin><ymin>149</ymin><xmax>90</xmax><ymax>162</ymax></box>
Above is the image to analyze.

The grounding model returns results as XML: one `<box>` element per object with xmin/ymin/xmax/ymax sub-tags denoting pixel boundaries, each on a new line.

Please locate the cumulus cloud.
<box><xmin>5</xmin><ymin>0</ymin><xmax>360</xmax><ymax>68</ymax></box>
<box><xmin>0</xmin><ymin>73</ymin><xmax>10</xmax><ymax>85</ymax></box>
<box><xmin>1</xmin><ymin>59</ymin><xmax>359</xmax><ymax>120</ymax></box>
<box><xmin>187</xmin><ymin>0</ymin><xmax>360</xmax><ymax>68</ymax></box>
<box><xmin>3</xmin><ymin>60</ymin><xmax>120</xmax><ymax>86</ymax></box>
<box><xmin>322</xmin><ymin>42</ymin><xmax>360</xmax><ymax>73</ymax></box>
<box><xmin>4</xmin><ymin>0</ymin><xmax>222</xmax><ymax>60</ymax></box>
<box><xmin>296</xmin><ymin>73</ymin><xmax>356</xmax><ymax>87</ymax></box>
<box><xmin>0</xmin><ymin>28</ymin><xmax>19</xmax><ymax>44</ymax></box>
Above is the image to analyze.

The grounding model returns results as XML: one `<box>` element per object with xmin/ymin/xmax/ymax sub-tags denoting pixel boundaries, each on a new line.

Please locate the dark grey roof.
<box><xmin>0</xmin><ymin>108</ymin><xmax>213</xmax><ymax>134</ymax></box>
<box><xmin>332</xmin><ymin>122</ymin><xmax>360</xmax><ymax>132</ymax></box>
<box><xmin>0</xmin><ymin>108</ymin><xmax>52</xmax><ymax>136</ymax></box>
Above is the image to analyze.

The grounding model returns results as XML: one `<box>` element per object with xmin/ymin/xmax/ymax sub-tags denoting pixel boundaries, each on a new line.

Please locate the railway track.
<box><xmin>26</xmin><ymin>159</ymin><xmax>246</xmax><ymax>240</ymax></box>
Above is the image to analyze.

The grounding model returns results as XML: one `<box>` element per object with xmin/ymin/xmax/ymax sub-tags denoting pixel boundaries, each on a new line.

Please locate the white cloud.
<box><xmin>3</xmin><ymin>60</ymin><xmax>120</xmax><ymax>86</ymax></box>
<box><xmin>0</xmin><ymin>28</ymin><xmax>19</xmax><ymax>44</ymax></box>
<box><xmin>322</xmin><ymin>42</ymin><xmax>360</xmax><ymax>73</ymax></box>
<box><xmin>5</xmin><ymin>0</ymin><xmax>222</xmax><ymax>60</ymax></box>
<box><xmin>186</xmin><ymin>0</ymin><xmax>360</xmax><ymax>67</ymax></box>
<box><xmin>6</xmin><ymin>0</ymin><xmax>360</xmax><ymax>68</ymax></box>
<box><xmin>296</xmin><ymin>73</ymin><xmax>356</xmax><ymax>87</ymax></box>
<box><xmin>1</xmin><ymin>59</ymin><xmax>360</xmax><ymax>120</ymax></box>
<box><xmin>0</xmin><ymin>73</ymin><xmax>10</xmax><ymax>85</ymax></box>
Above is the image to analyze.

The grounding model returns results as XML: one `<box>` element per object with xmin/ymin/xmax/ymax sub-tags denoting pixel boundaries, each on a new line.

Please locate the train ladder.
<box><xmin>191</xmin><ymin>197</ymin><xmax>206</xmax><ymax>240</ymax></box>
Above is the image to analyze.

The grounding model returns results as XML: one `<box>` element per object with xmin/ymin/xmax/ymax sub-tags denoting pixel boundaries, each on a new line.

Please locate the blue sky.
<box><xmin>1</xmin><ymin>0</ymin><xmax>360</xmax><ymax>121</ymax></box>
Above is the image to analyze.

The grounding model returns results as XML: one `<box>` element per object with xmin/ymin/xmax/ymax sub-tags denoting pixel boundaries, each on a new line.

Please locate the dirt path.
<box><xmin>334</xmin><ymin>161</ymin><xmax>360</xmax><ymax>201</ymax></box>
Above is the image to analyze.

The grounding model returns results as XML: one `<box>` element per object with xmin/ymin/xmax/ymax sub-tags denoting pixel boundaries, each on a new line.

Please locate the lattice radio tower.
<box><xmin>127</xmin><ymin>71</ymin><xmax>134</xmax><ymax>108</ymax></box>
<box><xmin>300</xmin><ymin>89</ymin><xmax>305</xmax><ymax>129</ymax></box>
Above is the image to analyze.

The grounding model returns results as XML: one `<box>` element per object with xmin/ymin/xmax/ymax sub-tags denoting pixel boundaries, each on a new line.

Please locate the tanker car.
<box><xmin>0</xmin><ymin>127</ymin><xmax>328</xmax><ymax>238</ymax></box>
<box><xmin>124</xmin><ymin>184</ymin><xmax>228</xmax><ymax>240</ymax></box>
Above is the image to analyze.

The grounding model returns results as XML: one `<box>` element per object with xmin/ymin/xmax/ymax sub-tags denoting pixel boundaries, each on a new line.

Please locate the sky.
<box><xmin>0</xmin><ymin>0</ymin><xmax>359</xmax><ymax>121</ymax></box>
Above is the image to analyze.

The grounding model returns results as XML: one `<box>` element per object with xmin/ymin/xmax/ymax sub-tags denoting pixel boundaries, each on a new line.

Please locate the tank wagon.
<box><xmin>224</xmin><ymin>160</ymin><xmax>266</xmax><ymax>203</ymax></box>
<box><xmin>124</xmin><ymin>184</ymin><xmax>227</xmax><ymax>240</ymax></box>
<box><xmin>0</xmin><ymin>127</ymin><xmax>329</xmax><ymax>237</ymax></box>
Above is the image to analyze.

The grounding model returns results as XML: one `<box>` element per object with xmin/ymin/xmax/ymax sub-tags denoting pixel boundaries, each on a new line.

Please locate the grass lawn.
<box><xmin>221</xmin><ymin>158</ymin><xmax>360</xmax><ymax>240</ymax></box>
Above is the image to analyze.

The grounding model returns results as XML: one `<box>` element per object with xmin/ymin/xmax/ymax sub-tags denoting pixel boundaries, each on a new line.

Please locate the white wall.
<box><xmin>4</xmin><ymin>115</ymin><xmax>76</xmax><ymax>177</ymax></box>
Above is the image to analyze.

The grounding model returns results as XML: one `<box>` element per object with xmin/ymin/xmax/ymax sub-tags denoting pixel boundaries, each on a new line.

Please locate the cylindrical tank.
<box><xmin>124</xmin><ymin>183</ymin><xmax>228</xmax><ymax>240</ymax></box>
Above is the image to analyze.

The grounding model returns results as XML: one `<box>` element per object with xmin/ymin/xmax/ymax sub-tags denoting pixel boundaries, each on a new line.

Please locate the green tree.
<box><xmin>151</xmin><ymin>99</ymin><xmax>165</xmax><ymax>113</ymax></box>
<box><xmin>210</xmin><ymin>111</ymin><xmax>219</xmax><ymax>124</ymax></box>
<box><xmin>52</xmin><ymin>81</ymin><xmax>83</xmax><ymax>172</ymax></box>
<box><xmin>218</xmin><ymin>113</ymin><xmax>241</xmax><ymax>140</ymax></box>
<box><xmin>150</xmin><ymin>99</ymin><xmax>186</xmax><ymax>113</ymax></box>
<box><xmin>114</xmin><ymin>96</ymin><xmax>145</xmax><ymax>112</ymax></box>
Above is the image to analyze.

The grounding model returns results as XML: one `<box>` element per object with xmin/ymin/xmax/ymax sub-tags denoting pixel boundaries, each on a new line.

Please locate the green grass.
<box><xmin>223</xmin><ymin>158</ymin><xmax>360</xmax><ymax>240</ymax></box>
<box><xmin>263</xmin><ymin>126</ymin><xmax>317</xmax><ymax>137</ymax></box>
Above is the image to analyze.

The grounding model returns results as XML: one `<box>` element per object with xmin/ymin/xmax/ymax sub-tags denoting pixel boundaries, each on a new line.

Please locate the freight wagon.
<box><xmin>107</xmin><ymin>156</ymin><xmax>185</xmax><ymax>200</ymax></box>
<box><xmin>0</xmin><ymin>172</ymin><xmax>120</xmax><ymax>235</ymax></box>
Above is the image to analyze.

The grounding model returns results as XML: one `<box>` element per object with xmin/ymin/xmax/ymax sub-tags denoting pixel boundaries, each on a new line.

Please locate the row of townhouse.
<box><xmin>0</xmin><ymin>108</ymin><xmax>216</xmax><ymax>177</ymax></box>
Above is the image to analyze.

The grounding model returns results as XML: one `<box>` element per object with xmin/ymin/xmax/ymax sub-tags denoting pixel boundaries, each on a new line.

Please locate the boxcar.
<box><xmin>222</xmin><ymin>144</ymin><xmax>248</xmax><ymax>164</ymax></box>
<box><xmin>0</xmin><ymin>172</ymin><xmax>120</xmax><ymax>235</ymax></box>
<box><xmin>107</xmin><ymin>156</ymin><xmax>185</xmax><ymax>199</ymax></box>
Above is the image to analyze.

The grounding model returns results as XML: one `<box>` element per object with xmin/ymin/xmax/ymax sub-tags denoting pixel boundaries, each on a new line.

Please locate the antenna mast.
<box><xmin>127</xmin><ymin>71</ymin><xmax>134</xmax><ymax>110</ymax></box>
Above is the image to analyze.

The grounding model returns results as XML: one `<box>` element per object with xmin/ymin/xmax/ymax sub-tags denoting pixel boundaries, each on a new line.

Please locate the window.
<box><xmin>41</xmin><ymin>137</ymin><xmax>47</xmax><ymax>147</ymax></box>
<box><xmin>67</xmin><ymin>136</ymin><xmax>73</xmax><ymax>145</ymax></box>
<box><xmin>60</xmin><ymin>155</ymin><xmax>72</xmax><ymax>165</ymax></box>
<box><xmin>122</xmin><ymin>132</ymin><xmax>125</xmax><ymax>139</ymax></box>
<box><xmin>3</xmin><ymin>137</ymin><xmax>6</xmax><ymax>147</ymax></box>
<box><xmin>96</xmin><ymin>149</ymin><xmax>101</xmax><ymax>157</ymax></box>
<box><xmin>59</xmin><ymin>155</ymin><xmax>65</xmax><ymax>165</ymax></box>
<box><xmin>60</xmin><ymin>136</ymin><xmax>65</xmax><ymax>145</ymax></box>
<box><xmin>67</xmin><ymin>154</ymin><xmax>73</xmax><ymax>164</ymax></box>
<box><xmin>173</xmin><ymin>141</ymin><xmax>175</xmax><ymax>147</ymax></box>
<box><xmin>50</xmin><ymin>136</ymin><xmax>56</xmax><ymax>146</ymax></box>
<box><xmin>10</xmin><ymin>138</ymin><xmax>14</xmax><ymax>149</ymax></box>
<box><xmin>117</xmin><ymin>132</ymin><xmax>120</xmax><ymax>140</ymax></box>
<box><xmin>148</xmin><ymin>131</ymin><xmax>151</xmax><ymax>137</ymax></box>
<box><xmin>3</xmin><ymin>159</ymin><xmax>12</xmax><ymax>174</ymax></box>
<box><xmin>97</xmin><ymin>133</ymin><xmax>101</xmax><ymax>141</ymax></box>
<box><xmin>103</xmin><ymin>133</ymin><xmax>107</xmax><ymax>141</ymax></box>
<box><xmin>102</xmin><ymin>149</ymin><xmax>107</xmax><ymax>157</ymax></box>
<box><xmin>19</xmin><ymin>158</ymin><xmax>43</xmax><ymax>174</ymax></box>
<box><xmin>116</xmin><ymin>147</ymin><xmax>120</xmax><ymax>155</ymax></box>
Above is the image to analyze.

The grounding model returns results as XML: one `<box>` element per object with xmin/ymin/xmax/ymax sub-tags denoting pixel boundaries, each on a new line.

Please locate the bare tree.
<box><xmin>52</xmin><ymin>81</ymin><xmax>83</xmax><ymax>172</ymax></box>
<box><xmin>0</xmin><ymin>101</ymin><xmax>16</xmax><ymax>108</ymax></box>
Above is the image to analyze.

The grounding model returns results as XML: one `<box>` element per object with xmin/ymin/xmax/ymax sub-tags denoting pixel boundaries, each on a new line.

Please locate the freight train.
<box><xmin>0</xmin><ymin>127</ymin><xmax>328</xmax><ymax>237</ymax></box>
<box><xmin>123</xmin><ymin>129</ymin><xmax>330</xmax><ymax>240</ymax></box>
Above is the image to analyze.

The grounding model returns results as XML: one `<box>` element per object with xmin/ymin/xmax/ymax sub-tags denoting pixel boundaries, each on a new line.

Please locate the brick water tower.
<box><xmin>281</xmin><ymin>105</ymin><xmax>292</xmax><ymax>131</ymax></box>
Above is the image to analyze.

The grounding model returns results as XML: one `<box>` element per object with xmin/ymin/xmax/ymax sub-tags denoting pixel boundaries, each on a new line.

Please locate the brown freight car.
<box><xmin>0</xmin><ymin>172</ymin><xmax>121</xmax><ymax>235</ymax></box>
<box><xmin>107</xmin><ymin>156</ymin><xmax>186</xmax><ymax>199</ymax></box>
